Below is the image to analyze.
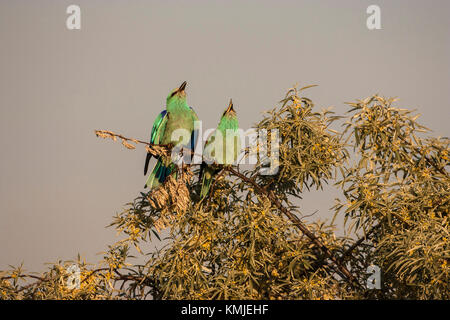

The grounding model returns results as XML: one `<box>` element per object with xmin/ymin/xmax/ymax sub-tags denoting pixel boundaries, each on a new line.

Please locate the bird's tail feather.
<box><xmin>145</xmin><ymin>159</ymin><xmax>174</xmax><ymax>189</ymax></box>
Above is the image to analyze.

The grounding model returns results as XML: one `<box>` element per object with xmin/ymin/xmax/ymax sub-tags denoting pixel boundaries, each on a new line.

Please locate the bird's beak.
<box><xmin>178</xmin><ymin>81</ymin><xmax>187</xmax><ymax>92</ymax></box>
<box><xmin>226</xmin><ymin>99</ymin><xmax>234</xmax><ymax>113</ymax></box>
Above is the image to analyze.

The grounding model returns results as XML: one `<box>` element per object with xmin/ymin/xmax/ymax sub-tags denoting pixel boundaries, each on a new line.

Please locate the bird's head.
<box><xmin>223</xmin><ymin>99</ymin><xmax>236</xmax><ymax>117</ymax></box>
<box><xmin>166</xmin><ymin>81</ymin><xmax>187</xmax><ymax>104</ymax></box>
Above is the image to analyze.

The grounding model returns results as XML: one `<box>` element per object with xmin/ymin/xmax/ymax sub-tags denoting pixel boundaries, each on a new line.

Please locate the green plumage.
<box><xmin>144</xmin><ymin>82</ymin><xmax>198</xmax><ymax>189</ymax></box>
<box><xmin>200</xmin><ymin>100</ymin><xmax>240</xmax><ymax>199</ymax></box>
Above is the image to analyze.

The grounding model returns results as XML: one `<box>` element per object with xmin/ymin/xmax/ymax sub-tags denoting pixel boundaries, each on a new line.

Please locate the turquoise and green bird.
<box><xmin>199</xmin><ymin>99</ymin><xmax>240</xmax><ymax>198</ymax></box>
<box><xmin>144</xmin><ymin>81</ymin><xmax>199</xmax><ymax>189</ymax></box>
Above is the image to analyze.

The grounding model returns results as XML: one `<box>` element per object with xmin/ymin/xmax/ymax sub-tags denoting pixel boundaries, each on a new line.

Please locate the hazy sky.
<box><xmin>0</xmin><ymin>0</ymin><xmax>449</xmax><ymax>272</ymax></box>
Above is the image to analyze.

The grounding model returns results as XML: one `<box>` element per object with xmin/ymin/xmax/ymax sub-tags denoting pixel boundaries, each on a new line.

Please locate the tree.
<box><xmin>1</xmin><ymin>86</ymin><xmax>448</xmax><ymax>299</ymax></box>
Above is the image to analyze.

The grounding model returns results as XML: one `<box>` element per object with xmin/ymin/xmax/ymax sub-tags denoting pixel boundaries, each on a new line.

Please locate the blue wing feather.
<box><xmin>150</xmin><ymin>110</ymin><xmax>167</xmax><ymax>145</ymax></box>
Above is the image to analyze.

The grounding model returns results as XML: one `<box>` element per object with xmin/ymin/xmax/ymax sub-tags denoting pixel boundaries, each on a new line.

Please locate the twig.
<box><xmin>95</xmin><ymin>130</ymin><xmax>172</xmax><ymax>157</ymax></box>
<box><xmin>398</xmin><ymin>136</ymin><xmax>448</xmax><ymax>177</ymax></box>
<box><xmin>81</xmin><ymin>267</ymin><xmax>110</xmax><ymax>284</ymax></box>
<box><xmin>0</xmin><ymin>274</ymin><xmax>45</xmax><ymax>282</ymax></box>
<box><xmin>339</xmin><ymin>223</ymin><xmax>382</xmax><ymax>262</ymax></box>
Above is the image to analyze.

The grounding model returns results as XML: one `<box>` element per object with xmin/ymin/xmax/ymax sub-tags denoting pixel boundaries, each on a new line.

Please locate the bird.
<box><xmin>144</xmin><ymin>81</ymin><xmax>199</xmax><ymax>189</ymax></box>
<box><xmin>199</xmin><ymin>99</ymin><xmax>240</xmax><ymax>199</ymax></box>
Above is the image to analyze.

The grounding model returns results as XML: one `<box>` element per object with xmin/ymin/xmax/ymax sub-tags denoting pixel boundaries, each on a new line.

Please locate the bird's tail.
<box><xmin>144</xmin><ymin>158</ymin><xmax>174</xmax><ymax>189</ymax></box>
<box><xmin>200</xmin><ymin>166</ymin><xmax>214</xmax><ymax>199</ymax></box>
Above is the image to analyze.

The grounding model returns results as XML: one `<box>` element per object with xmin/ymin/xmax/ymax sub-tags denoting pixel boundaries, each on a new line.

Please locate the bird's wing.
<box><xmin>144</xmin><ymin>110</ymin><xmax>168</xmax><ymax>175</ymax></box>
<box><xmin>200</xmin><ymin>129</ymin><xmax>217</xmax><ymax>174</ymax></box>
<box><xmin>189</xmin><ymin>107</ymin><xmax>199</xmax><ymax>156</ymax></box>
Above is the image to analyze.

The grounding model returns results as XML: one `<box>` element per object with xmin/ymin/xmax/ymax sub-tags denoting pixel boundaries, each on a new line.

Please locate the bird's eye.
<box><xmin>170</xmin><ymin>90</ymin><xmax>177</xmax><ymax>98</ymax></box>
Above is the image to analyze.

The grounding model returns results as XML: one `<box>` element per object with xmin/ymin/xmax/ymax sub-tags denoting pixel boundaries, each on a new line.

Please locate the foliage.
<box><xmin>1</xmin><ymin>86</ymin><xmax>448</xmax><ymax>299</ymax></box>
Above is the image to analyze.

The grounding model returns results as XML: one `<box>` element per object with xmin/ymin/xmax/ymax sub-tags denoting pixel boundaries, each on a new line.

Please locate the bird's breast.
<box><xmin>162</xmin><ymin>111</ymin><xmax>195</xmax><ymax>146</ymax></box>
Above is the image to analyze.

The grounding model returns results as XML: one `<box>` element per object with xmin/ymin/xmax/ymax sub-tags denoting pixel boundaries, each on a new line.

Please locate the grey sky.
<box><xmin>0</xmin><ymin>0</ymin><xmax>449</xmax><ymax>272</ymax></box>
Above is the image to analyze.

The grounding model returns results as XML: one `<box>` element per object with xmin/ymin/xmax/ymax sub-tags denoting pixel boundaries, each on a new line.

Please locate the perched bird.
<box><xmin>200</xmin><ymin>99</ymin><xmax>240</xmax><ymax>199</ymax></box>
<box><xmin>144</xmin><ymin>81</ymin><xmax>199</xmax><ymax>189</ymax></box>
